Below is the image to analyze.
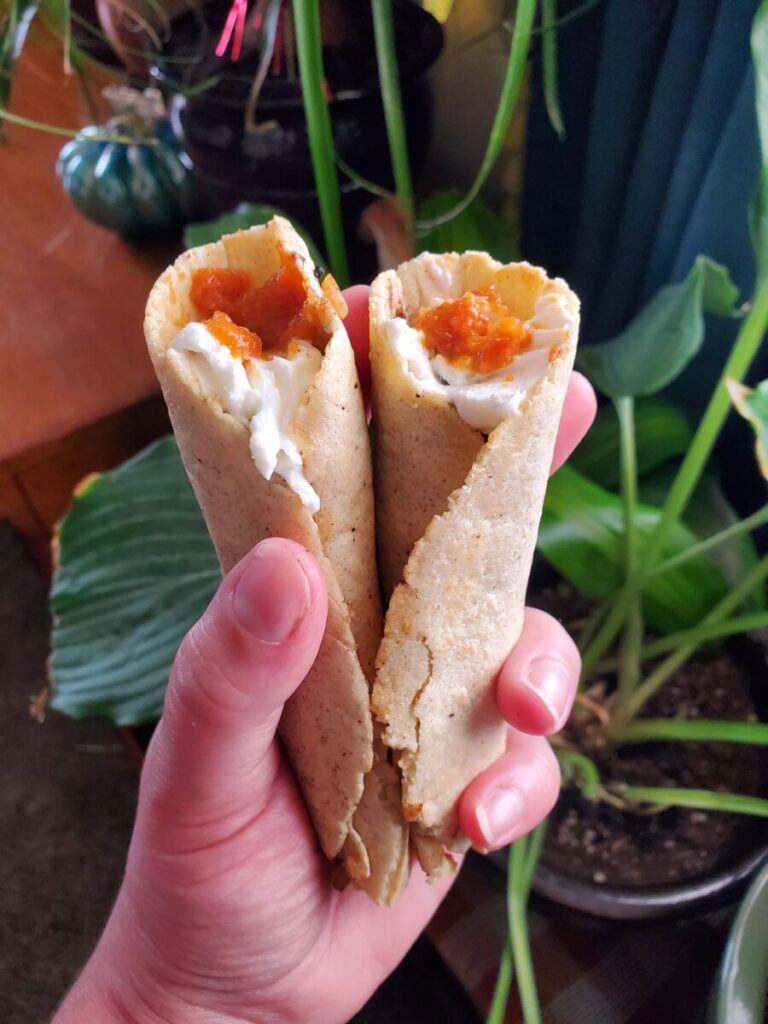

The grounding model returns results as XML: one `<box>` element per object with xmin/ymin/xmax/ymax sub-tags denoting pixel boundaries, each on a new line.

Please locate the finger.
<box><xmin>458</xmin><ymin>731</ymin><xmax>561</xmax><ymax>849</ymax></box>
<box><xmin>550</xmin><ymin>371</ymin><xmax>597</xmax><ymax>474</ymax></box>
<box><xmin>141</xmin><ymin>538</ymin><xmax>328</xmax><ymax>823</ymax></box>
<box><xmin>496</xmin><ymin>608</ymin><xmax>579</xmax><ymax>735</ymax></box>
<box><xmin>342</xmin><ymin>284</ymin><xmax>371</xmax><ymax>404</ymax></box>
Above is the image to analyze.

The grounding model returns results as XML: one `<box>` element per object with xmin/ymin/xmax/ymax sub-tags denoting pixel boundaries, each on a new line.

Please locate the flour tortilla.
<box><xmin>144</xmin><ymin>217</ymin><xmax>381</xmax><ymax>875</ymax></box>
<box><xmin>370</xmin><ymin>252</ymin><xmax>580</xmax><ymax>875</ymax></box>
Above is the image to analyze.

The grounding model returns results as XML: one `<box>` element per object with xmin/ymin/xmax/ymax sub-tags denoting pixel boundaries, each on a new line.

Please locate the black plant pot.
<box><xmin>151</xmin><ymin>0</ymin><xmax>443</xmax><ymax>276</ymax></box>
<box><xmin>530</xmin><ymin>635</ymin><xmax>768</xmax><ymax>922</ymax></box>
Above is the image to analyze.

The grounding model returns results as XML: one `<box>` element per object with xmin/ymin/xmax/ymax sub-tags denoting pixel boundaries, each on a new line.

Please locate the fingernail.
<box><xmin>234</xmin><ymin>540</ymin><xmax>312</xmax><ymax>644</ymax></box>
<box><xmin>476</xmin><ymin>784</ymin><xmax>525</xmax><ymax>847</ymax></box>
<box><xmin>522</xmin><ymin>656</ymin><xmax>572</xmax><ymax>730</ymax></box>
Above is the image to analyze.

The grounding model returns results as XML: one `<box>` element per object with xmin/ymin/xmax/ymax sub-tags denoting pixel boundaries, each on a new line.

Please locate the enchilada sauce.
<box><xmin>189</xmin><ymin>250</ymin><xmax>345</xmax><ymax>360</ymax></box>
<box><xmin>414</xmin><ymin>287</ymin><xmax>533</xmax><ymax>374</ymax></box>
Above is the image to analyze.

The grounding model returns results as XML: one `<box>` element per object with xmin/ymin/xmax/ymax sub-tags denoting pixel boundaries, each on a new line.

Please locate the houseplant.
<box><xmin>486</xmin><ymin>5</ymin><xmax>768</xmax><ymax>1019</ymax></box>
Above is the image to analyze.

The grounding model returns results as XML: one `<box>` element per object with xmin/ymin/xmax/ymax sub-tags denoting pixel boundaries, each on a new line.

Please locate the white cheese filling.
<box><xmin>169</xmin><ymin>322</ymin><xmax>322</xmax><ymax>514</ymax></box>
<box><xmin>380</xmin><ymin>288</ymin><xmax>576</xmax><ymax>432</ymax></box>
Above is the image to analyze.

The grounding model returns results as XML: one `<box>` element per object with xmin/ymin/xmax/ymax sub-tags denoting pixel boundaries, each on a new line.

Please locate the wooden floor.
<box><xmin>0</xmin><ymin>31</ymin><xmax>177</xmax><ymax>551</ymax></box>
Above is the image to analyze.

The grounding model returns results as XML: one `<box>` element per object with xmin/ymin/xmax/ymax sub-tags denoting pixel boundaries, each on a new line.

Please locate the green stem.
<box><xmin>614</xmin><ymin>397</ymin><xmax>643</xmax><ymax>707</ymax></box>
<box><xmin>648</xmin><ymin>504</ymin><xmax>768</xmax><ymax>578</ymax></box>
<box><xmin>642</xmin><ymin>611</ymin><xmax>768</xmax><ymax>659</ymax></box>
<box><xmin>371</xmin><ymin>0</ymin><xmax>413</xmax><ymax>221</ymax></box>
<box><xmin>509</xmin><ymin>839</ymin><xmax>542</xmax><ymax>1024</ymax></box>
<box><xmin>611</xmin><ymin>719</ymin><xmax>768</xmax><ymax>745</ymax></box>
<box><xmin>541</xmin><ymin>0</ymin><xmax>564</xmax><ymax>138</ymax></box>
<box><xmin>415</xmin><ymin>0</ymin><xmax>537</xmax><ymax>233</ymax></box>
<box><xmin>556</xmin><ymin>748</ymin><xmax>601</xmax><ymax>798</ymax></box>
<box><xmin>292</xmin><ymin>0</ymin><xmax>349</xmax><ymax>286</ymax></box>
<box><xmin>0</xmin><ymin>109</ymin><xmax>135</xmax><ymax>143</ymax></box>
<box><xmin>619</xmin><ymin>785</ymin><xmax>768</xmax><ymax>818</ymax></box>
<box><xmin>523</xmin><ymin>821</ymin><xmax>546</xmax><ymax>889</ymax></box>
<box><xmin>485</xmin><ymin>939</ymin><xmax>514</xmax><ymax>1024</ymax></box>
<box><xmin>583</xmin><ymin>280</ymin><xmax>768</xmax><ymax>678</ymax></box>
<box><xmin>643</xmin><ymin>279</ymin><xmax>768</xmax><ymax>569</ymax></box>
<box><xmin>625</xmin><ymin>557</ymin><xmax>768</xmax><ymax>719</ymax></box>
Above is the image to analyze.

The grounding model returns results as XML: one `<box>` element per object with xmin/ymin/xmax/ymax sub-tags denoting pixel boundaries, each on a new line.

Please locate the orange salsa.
<box><xmin>189</xmin><ymin>250</ymin><xmax>345</xmax><ymax>360</ymax></box>
<box><xmin>414</xmin><ymin>287</ymin><xmax>533</xmax><ymax>374</ymax></box>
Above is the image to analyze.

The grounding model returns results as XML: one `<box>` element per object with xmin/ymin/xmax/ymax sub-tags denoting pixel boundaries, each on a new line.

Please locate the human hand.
<box><xmin>54</xmin><ymin>287</ymin><xmax>595</xmax><ymax>1024</ymax></box>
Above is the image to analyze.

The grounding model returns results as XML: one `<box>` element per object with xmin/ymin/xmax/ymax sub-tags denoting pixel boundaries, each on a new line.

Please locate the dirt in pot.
<box><xmin>530</xmin><ymin>582</ymin><xmax>768</xmax><ymax>888</ymax></box>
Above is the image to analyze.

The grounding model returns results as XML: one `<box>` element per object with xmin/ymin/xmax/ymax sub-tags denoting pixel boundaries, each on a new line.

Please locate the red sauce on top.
<box><xmin>414</xmin><ymin>287</ymin><xmax>533</xmax><ymax>374</ymax></box>
<box><xmin>189</xmin><ymin>250</ymin><xmax>343</xmax><ymax>359</ymax></box>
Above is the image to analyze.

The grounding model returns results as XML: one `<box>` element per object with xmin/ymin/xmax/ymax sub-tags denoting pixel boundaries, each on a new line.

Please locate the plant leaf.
<box><xmin>577</xmin><ymin>256</ymin><xmax>740</xmax><ymax>399</ymax></box>
<box><xmin>752</xmin><ymin>0</ymin><xmax>768</xmax><ymax>166</ymax></box>
<box><xmin>728</xmin><ymin>377</ymin><xmax>768</xmax><ymax>479</ymax></box>
<box><xmin>538</xmin><ymin>465</ymin><xmax>730</xmax><ymax>633</ymax></box>
<box><xmin>750</xmin><ymin>165</ymin><xmax>768</xmax><ymax>285</ymax></box>
<box><xmin>415</xmin><ymin>189</ymin><xmax>517</xmax><ymax>261</ymax></box>
<box><xmin>0</xmin><ymin>0</ymin><xmax>40</xmax><ymax>109</ymax></box>
<box><xmin>569</xmin><ymin>396</ymin><xmax>694</xmax><ymax>489</ymax></box>
<box><xmin>50</xmin><ymin>437</ymin><xmax>220</xmax><ymax>726</ymax></box>
<box><xmin>184</xmin><ymin>203</ymin><xmax>325</xmax><ymax>267</ymax></box>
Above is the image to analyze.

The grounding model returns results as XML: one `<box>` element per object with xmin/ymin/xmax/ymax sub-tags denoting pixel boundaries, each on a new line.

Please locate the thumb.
<box><xmin>138</xmin><ymin>537</ymin><xmax>328</xmax><ymax>834</ymax></box>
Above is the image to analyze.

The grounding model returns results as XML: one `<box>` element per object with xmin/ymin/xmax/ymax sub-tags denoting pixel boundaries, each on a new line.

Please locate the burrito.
<box><xmin>144</xmin><ymin>217</ymin><xmax>382</xmax><ymax>881</ymax></box>
<box><xmin>369</xmin><ymin>252</ymin><xmax>580</xmax><ymax>877</ymax></box>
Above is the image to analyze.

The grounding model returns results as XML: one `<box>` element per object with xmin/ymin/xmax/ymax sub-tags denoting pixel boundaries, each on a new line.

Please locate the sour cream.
<box><xmin>169</xmin><ymin>322</ymin><xmax>322</xmax><ymax>513</ymax></box>
<box><xmin>380</xmin><ymin>288</ymin><xmax>577</xmax><ymax>432</ymax></box>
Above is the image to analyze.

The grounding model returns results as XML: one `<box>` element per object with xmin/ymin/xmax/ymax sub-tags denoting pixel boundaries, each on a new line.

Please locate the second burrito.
<box><xmin>370</xmin><ymin>252</ymin><xmax>580</xmax><ymax>878</ymax></box>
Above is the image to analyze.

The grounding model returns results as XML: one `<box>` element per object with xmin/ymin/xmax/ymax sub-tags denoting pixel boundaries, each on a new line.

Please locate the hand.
<box><xmin>54</xmin><ymin>288</ymin><xmax>595</xmax><ymax>1024</ymax></box>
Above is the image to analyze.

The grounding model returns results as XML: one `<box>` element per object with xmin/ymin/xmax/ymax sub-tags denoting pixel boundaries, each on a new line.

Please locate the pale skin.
<box><xmin>54</xmin><ymin>286</ymin><xmax>595</xmax><ymax>1024</ymax></box>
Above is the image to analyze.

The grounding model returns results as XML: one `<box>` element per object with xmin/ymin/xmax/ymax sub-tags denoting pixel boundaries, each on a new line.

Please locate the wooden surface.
<box><xmin>0</xmin><ymin>31</ymin><xmax>179</xmax><ymax>546</ymax></box>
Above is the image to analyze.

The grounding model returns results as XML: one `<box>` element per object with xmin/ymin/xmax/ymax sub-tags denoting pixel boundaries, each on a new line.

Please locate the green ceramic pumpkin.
<box><xmin>57</xmin><ymin>87</ymin><xmax>192</xmax><ymax>238</ymax></box>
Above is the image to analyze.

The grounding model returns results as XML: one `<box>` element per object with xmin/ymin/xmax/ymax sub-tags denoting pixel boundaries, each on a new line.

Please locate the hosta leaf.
<box><xmin>184</xmin><ymin>203</ymin><xmax>325</xmax><ymax>267</ymax></box>
<box><xmin>577</xmin><ymin>256</ymin><xmax>740</xmax><ymax>399</ymax></box>
<box><xmin>50</xmin><ymin>437</ymin><xmax>220</xmax><ymax>725</ymax></box>
<box><xmin>569</xmin><ymin>397</ymin><xmax>694</xmax><ymax>489</ymax></box>
<box><xmin>538</xmin><ymin>465</ymin><xmax>730</xmax><ymax>633</ymax></box>
<box><xmin>728</xmin><ymin>377</ymin><xmax>768</xmax><ymax>479</ymax></box>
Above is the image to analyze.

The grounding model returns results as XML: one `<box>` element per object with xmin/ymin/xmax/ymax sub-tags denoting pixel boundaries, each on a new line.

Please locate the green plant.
<box><xmin>486</xmin><ymin>5</ymin><xmax>768</xmax><ymax>1019</ymax></box>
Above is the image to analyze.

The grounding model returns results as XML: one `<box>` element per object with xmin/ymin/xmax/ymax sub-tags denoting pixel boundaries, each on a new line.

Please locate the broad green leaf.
<box><xmin>184</xmin><ymin>203</ymin><xmax>325</xmax><ymax>268</ymax></box>
<box><xmin>50</xmin><ymin>437</ymin><xmax>220</xmax><ymax>725</ymax></box>
<box><xmin>577</xmin><ymin>256</ymin><xmax>740</xmax><ymax>399</ymax></box>
<box><xmin>569</xmin><ymin>397</ymin><xmax>693</xmax><ymax>489</ymax></box>
<box><xmin>749</xmin><ymin>166</ymin><xmax>768</xmax><ymax>284</ymax></box>
<box><xmin>728</xmin><ymin>377</ymin><xmax>768</xmax><ymax>479</ymax></box>
<box><xmin>415</xmin><ymin>189</ymin><xmax>516</xmax><ymax>261</ymax></box>
<box><xmin>538</xmin><ymin>465</ymin><xmax>730</xmax><ymax>633</ymax></box>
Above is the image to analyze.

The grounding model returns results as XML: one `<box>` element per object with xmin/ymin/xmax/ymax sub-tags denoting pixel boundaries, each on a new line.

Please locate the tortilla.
<box><xmin>144</xmin><ymin>217</ymin><xmax>380</xmax><ymax>871</ymax></box>
<box><xmin>369</xmin><ymin>252</ymin><xmax>580</xmax><ymax>876</ymax></box>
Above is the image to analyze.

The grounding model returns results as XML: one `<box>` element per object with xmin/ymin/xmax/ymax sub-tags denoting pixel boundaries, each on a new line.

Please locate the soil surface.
<box><xmin>530</xmin><ymin>581</ymin><xmax>768</xmax><ymax>889</ymax></box>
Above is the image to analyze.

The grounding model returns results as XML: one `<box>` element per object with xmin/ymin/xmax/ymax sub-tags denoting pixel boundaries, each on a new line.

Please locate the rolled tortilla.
<box><xmin>144</xmin><ymin>217</ymin><xmax>381</xmax><ymax>878</ymax></box>
<box><xmin>369</xmin><ymin>252</ymin><xmax>580</xmax><ymax>876</ymax></box>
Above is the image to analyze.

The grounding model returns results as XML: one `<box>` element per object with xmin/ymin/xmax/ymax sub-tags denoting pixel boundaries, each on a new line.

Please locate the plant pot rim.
<box><xmin>714</xmin><ymin>858</ymin><xmax>768</xmax><ymax>1023</ymax></box>
<box><xmin>531</xmin><ymin>845</ymin><xmax>768</xmax><ymax>921</ymax></box>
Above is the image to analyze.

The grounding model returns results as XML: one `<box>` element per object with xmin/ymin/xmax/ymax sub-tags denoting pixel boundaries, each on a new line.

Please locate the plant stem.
<box><xmin>614</xmin><ymin>397</ymin><xmax>644</xmax><ymax>709</ymax></box>
<box><xmin>555</xmin><ymin>748</ymin><xmax>601</xmax><ymax>798</ymax></box>
<box><xmin>611</xmin><ymin>719</ymin><xmax>768</xmax><ymax>745</ymax></box>
<box><xmin>0</xmin><ymin>109</ymin><xmax>135</xmax><ymax>143</ymax></box>
<box><xmin>523</xmin><ymin>821</ymin><xmax>546</xmax><ymax>889</ymax></box>
<box><xmin>582</xmin><ymin>280</ymin><xmax>768</xmax><ymax>677</ymax></box>
<box><xmin>625</xmin><ymin>557</ymin><xmax>768</xmax><ymax>719</ymax></box>
<box><xmin>619</xmin><ymin>785</ymin><xmax>768</xmax><ymax>818</ymax></box>
<box><xmin>485</xmin><ymin>939</ymin><xmax>514</xmax><ymax>1024</ymax></box>
<box><xmin>371</xmin><ymin>0</ymin><xmax>413</xmax><ymax>222</ymax></box>
<box><xmin>541</xmin><ymin>0</ymin><xmax>564</xmax><ymax>138</ymax></box>
<box><xmin>643</xmin><ymin>279</ymin><xmax>768</xmax><ymax>569</ymax></box>
<box><xmin>509</xmin><ymin>839</ymin><xmax>542</xmax><ymax>1024</ymax></box>
<box><xmin>641</xmin><ymin>611</ymin><xmax>768</xmax><ymax>658</ymax></box>
<box><xmin>292</xmin><ymin>0</ymin><xmax>349</xmax><ymax>286</ymax></box>
<box><xmin>415</xmin><ymin>0</ymin><xmax>537</xmax><ymax>233</ymax></box>
<box><xmin>647</xmin><ymin>504</ymin><xmax>768</xmax><ymax>578</ymax></box>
